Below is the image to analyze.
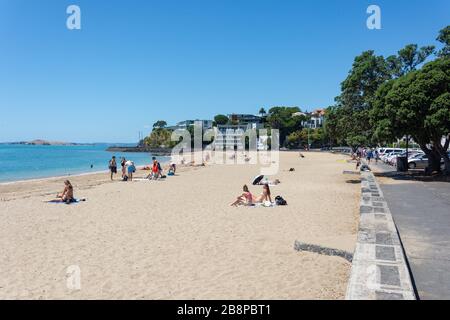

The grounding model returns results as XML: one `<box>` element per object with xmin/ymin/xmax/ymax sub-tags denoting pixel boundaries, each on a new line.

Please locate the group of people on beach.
<box><xmin>108</xmin><ymin>156</ymin><xmax>136</xmax><ymax>181</ymax></box>
<box><xmin>108</xmin><ymin>155</ymin><xmax>177</xmax><ymax>181</ymax></box>
<box><xmin>230</xmin><ymin>184</ymin><xmax>273</xmax><ymax>207</ymax></box>
<box><xmin>51</xmin><ymin>155</ymin><xmax>177</xmax><ymax>204</ymax></box>
<box><xmin>352</xmin><ymin>147</ymin><xmax>379</xmax><ymax>170</ymax></box>
<box><xmin>353</xmin><ymin>147</ymin><xmax>379</xmax><ymax>164</ymax></box>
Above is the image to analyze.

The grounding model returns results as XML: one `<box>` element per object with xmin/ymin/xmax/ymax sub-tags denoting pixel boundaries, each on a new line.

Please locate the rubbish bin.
<box><xmin>397</xmin><ymin>156</ymin><xmax>408</xmax><ymax>172</ymax></box>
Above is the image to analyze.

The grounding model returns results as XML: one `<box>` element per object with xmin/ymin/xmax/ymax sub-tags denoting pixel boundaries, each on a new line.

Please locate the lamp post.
<box><xmin>406</xmin><ymin>135</ymin><xmax>409</xmax><ymax>171</ymax></box>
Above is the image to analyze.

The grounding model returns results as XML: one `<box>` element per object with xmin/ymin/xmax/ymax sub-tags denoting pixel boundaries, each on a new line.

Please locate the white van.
<box><xmin>379</xmin><ymin>148</ymin><xmax>404</xmax><ymax>157</ymax></box>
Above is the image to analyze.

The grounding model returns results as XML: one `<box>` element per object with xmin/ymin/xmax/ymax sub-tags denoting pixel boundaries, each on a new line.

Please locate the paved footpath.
<box><xmin>372</xmin><ymin>162</ymin><xmax>450</xmax><ymax>300</ymax></box>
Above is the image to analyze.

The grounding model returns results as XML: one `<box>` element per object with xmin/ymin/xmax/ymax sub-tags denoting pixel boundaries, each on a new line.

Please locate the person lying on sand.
<box><xmin>253</xmin><ymin>184</ymin><xmax>273</xmax><ymax>204</ymax></box>
<box><xmin>188</xmin><ymin>161</ymin><xmax>205</xmax><ymax>167</ymax></box>
<box><xmin>256</xmin><ymin>179</ymin><xmax>281</xmax><ymax>186</ymax></box>
<box><xmin>56</xmin><ymin>180</ymin><xmax>75</xmax><ymax>203</ymax></box>
<box><xmin>230</xmin><ymin>185</ymin><xmax>254</xmax><ymax>207</ymax></box>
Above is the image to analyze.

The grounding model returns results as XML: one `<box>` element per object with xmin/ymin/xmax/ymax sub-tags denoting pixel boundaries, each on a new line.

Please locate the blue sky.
<box><xmin>0</xmin><ymin>0</ymin><xmax>449</xmax><ymax>143</ymax></box>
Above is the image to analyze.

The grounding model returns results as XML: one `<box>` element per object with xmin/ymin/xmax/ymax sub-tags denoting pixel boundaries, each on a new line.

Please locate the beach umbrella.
<box><xmin>252</xmin><ymin>174</ymin><xmax>264</xmax><ymax>185</ymax></box>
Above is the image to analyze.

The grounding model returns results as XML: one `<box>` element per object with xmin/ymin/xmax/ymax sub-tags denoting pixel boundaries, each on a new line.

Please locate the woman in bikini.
<box><xmin>254</xmin><ymin>184</ymin><xmax>273</xmax><ymax>204</ymax></box>
<box><xmin>230</xmin><ymin>185</ymin><xmax>254</xmax><ymax>207</ymax></box>
<box><xmin>57</xmin><ymin>180</ymin><xmax>74</xmax><ymax>203</ymax></box>
<box><xmin>121</xmin><ymin>157</ymin><xmax>126</xmax><ymax>178</ymax></box>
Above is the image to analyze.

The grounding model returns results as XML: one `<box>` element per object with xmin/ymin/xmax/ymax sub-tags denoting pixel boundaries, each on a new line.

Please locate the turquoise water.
<box><xmin>0</xmin><ymin>144</ymin><xmax>168</xmax><ymax>183</ymax></box>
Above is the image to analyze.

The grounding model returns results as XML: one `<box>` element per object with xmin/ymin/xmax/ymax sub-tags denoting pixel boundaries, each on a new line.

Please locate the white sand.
<box><xmin>0</xmin><ymin>151</ymin><xmax>359</xmax><ymax>299</ymax></box>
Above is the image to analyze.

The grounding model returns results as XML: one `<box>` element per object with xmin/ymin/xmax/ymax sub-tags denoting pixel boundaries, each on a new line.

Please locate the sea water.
<box><xmin>0</xmin><ymin>144</ymin><xmax>169</xmax><ymax>183</ymax></box>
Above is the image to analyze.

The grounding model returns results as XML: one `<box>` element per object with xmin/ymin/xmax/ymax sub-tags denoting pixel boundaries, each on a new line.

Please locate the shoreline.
<box><xmin>0</xmin><ymin>159</ymin><xmax>172</xmax><ymax>186</ymax></box>
<box><xmin>0</xmin><ymin>169</ymin><xmax>110</xmax><ymax>186</ymax></box>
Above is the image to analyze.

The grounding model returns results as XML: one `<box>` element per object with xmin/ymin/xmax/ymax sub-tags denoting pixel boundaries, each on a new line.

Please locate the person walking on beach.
<box><xmin>374</xmin><ymin>150</ymin><xmax>379</xmax><ymax>164</ymax></box>
<box><xmin>366</xmin><ymin>149</ymin><xmax>373</xmax><ymax>164</ymax></box>
<box><xmin>109</xmin><ymin>156</ymin><xmax>117</xmax><ymax>180</ymax></box>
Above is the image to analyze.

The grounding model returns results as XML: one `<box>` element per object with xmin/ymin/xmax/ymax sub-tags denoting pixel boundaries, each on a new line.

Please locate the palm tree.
<box><xmin>259</xmin><ymin>107</ymin><xmax>267</xmax><ymax>117</ymax></box>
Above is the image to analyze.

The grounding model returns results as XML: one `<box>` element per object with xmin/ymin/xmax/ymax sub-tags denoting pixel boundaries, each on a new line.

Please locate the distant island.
<box><xmin>106</xmin><ymin>145</ymin><xmax>172</xmax><ymax>155</ymax></box>
<box><xmin>3</xmin><ymin>139</ymin><xmax>93</xmax><ymax>146</ymax></box>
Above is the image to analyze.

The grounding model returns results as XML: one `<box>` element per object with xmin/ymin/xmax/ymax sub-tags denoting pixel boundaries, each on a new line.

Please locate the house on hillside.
<box><xmin>293</xmin><ymin>109</ymin><xmax>326</xmax><ymax>129</ymax></box>
<box><xmin>167</xmin><ymin>119</ymin><xmax>213</xmax><ymax>131</ymax></box>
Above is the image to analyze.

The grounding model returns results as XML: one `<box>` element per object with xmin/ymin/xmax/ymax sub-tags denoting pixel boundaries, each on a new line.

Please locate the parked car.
<box><xmin>408</xmin><ymin>154</ymin><xmax>429</xmax><ymax>169</ymax></box>
<box><xmin>378</xmin><ymin>148</ymin><xmax>404</xmax><ymax>158</ymax></box>
<box><xmin>382</xmin><ymin>150</ymin><xmax>404</xmax><ymax>163</ymax></box>
<box><xmin>389</xmin><ymin>150</ymin><xmax>423</xmax><ymax>165</ymax></box>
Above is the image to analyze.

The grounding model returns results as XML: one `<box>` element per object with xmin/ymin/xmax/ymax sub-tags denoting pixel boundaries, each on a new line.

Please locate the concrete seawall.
<box><xmin>346</xmin><ymin>170</ymin><xmax>416</xmax><ymax>300</ymax></box>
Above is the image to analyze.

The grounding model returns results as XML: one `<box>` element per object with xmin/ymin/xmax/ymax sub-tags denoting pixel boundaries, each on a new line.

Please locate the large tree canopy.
<box><xmin>325</xmin><ymin>51</ymin><xmax>392</xmax><ymax>148</ymax></box>
<box><xmin>325</xmin><ymin>28</ymin><xmax>440</xmax><ymax>151</ymax></box>
<box><xmin>371</xmin><ymin>58</ymin><xmax>450</xmax><ymax>173</ymax></box>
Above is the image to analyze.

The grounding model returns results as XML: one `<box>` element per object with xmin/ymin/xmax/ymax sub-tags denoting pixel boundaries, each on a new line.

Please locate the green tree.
<box><xmin>265</xmin><ymin>106</ymin><xmax>304</xmax><ymax>146</ymax></box>
<box><xmin>371</xmin><ymin>58</ymin><xmax>450</xmax><ymax>173</ymax></box>
<box><xmin>214</xmin><ymin>114</ymin><xmax>229</xmax><ymax>125</ymax></box>
<box><xmin>437</xmin><ymin>25</ymin><xmax>450</xmax><ymax>58</ymax></box>
<box><xmin>389</xmin><ymin>44</ymin><xmax>435</xmax><ymax>77</ymax></box>
<box><xmin>330</xmin><ymin>51</ymin><xmax>392</xmax><ymax>149</ymax></box>
<box><xmin>258</xmin><ymin>107</ymin><xmax>267</xmax><ymax>117</ymax></box>
<box><xmin>152</xmin><ymin>120</ymin><xmax>167</xmax><ymax>130</ymax></box>
<box><xmin>144</xmin><ymin>128</ymin><xmax>174</xmax><ymax>148</ymax></box>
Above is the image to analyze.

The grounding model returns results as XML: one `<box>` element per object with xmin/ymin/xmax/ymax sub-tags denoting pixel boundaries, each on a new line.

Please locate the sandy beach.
<box><xmin>0</xmin><ymin>151</ymin><xmax>359</xmax><ymax>299</ymax></box>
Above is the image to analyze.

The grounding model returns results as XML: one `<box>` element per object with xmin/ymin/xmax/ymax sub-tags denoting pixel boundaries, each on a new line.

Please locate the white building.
<box><xmin>168</xmin><ymin>119</ymin><xmax>213</xmax><ymax>130</ymax></box>
<box><xmin>294</xmin><ymin>109</ymin><xmax>326</xmax><ymax>129</ymax></box>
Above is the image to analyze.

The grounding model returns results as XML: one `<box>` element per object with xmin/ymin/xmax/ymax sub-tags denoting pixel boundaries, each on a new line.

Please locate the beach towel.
<box><xmin>251</xmin><ymin>201</ymin><xmax>276</xmax><ymax>208</ymax></box>
<box><xmin>45</xmin><ymin>198</ymin><xmax>86</xmax><ymax>204</ymax></box>
<box><xmin>343</xmin><ymin>170</ymin><xmax>360</xmax><ymax>175</ymax></box>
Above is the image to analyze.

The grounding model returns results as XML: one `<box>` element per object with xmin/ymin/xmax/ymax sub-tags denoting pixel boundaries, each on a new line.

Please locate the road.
<box><xmin>372</xmin><ymin>161</ymin><xmax>450</xmax><ymax>300</ymax></box>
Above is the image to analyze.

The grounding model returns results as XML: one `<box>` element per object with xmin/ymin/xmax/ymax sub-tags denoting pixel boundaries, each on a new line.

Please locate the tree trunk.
<box><xmin>435</xmin><ymin>136</ymin><xmax>450</xmax><ymax>175</ymax></box>
<box><xmin>418</xmin><ymin>143</ymin><xmax>442</xmax><ymax>174</ymax></box>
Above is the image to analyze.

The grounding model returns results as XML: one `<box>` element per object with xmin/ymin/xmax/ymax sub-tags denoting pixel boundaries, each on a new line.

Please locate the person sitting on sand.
<box><xmin>230</xmin><ymin>185</ymin><xmax>254</xmax><ymax>207</ymax></box>
<box><xmin>254</xmin><ymin>184</ymin><xmax>273</xmax><ymax>204</ymax></box>
<box><xmin>169</xmin><ymin>162</ymin><xmax>176</xmax><ymax>175</ymax></box>
<box><xmin>57</xmin><ymin>180</ymin><xmax>74</xmax><ymax>203</ymax></box>
<box><xmin>150</xmin><ymin>158</ymin><xmax>162</xmax><ymax>179</ymax></box>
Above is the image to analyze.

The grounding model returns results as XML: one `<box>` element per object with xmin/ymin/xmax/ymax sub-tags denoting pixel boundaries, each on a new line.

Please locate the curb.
<box><xmin>345</xmin><ymin>170</ymin><xmax>416</xmax><ymax>300</ymax></box>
